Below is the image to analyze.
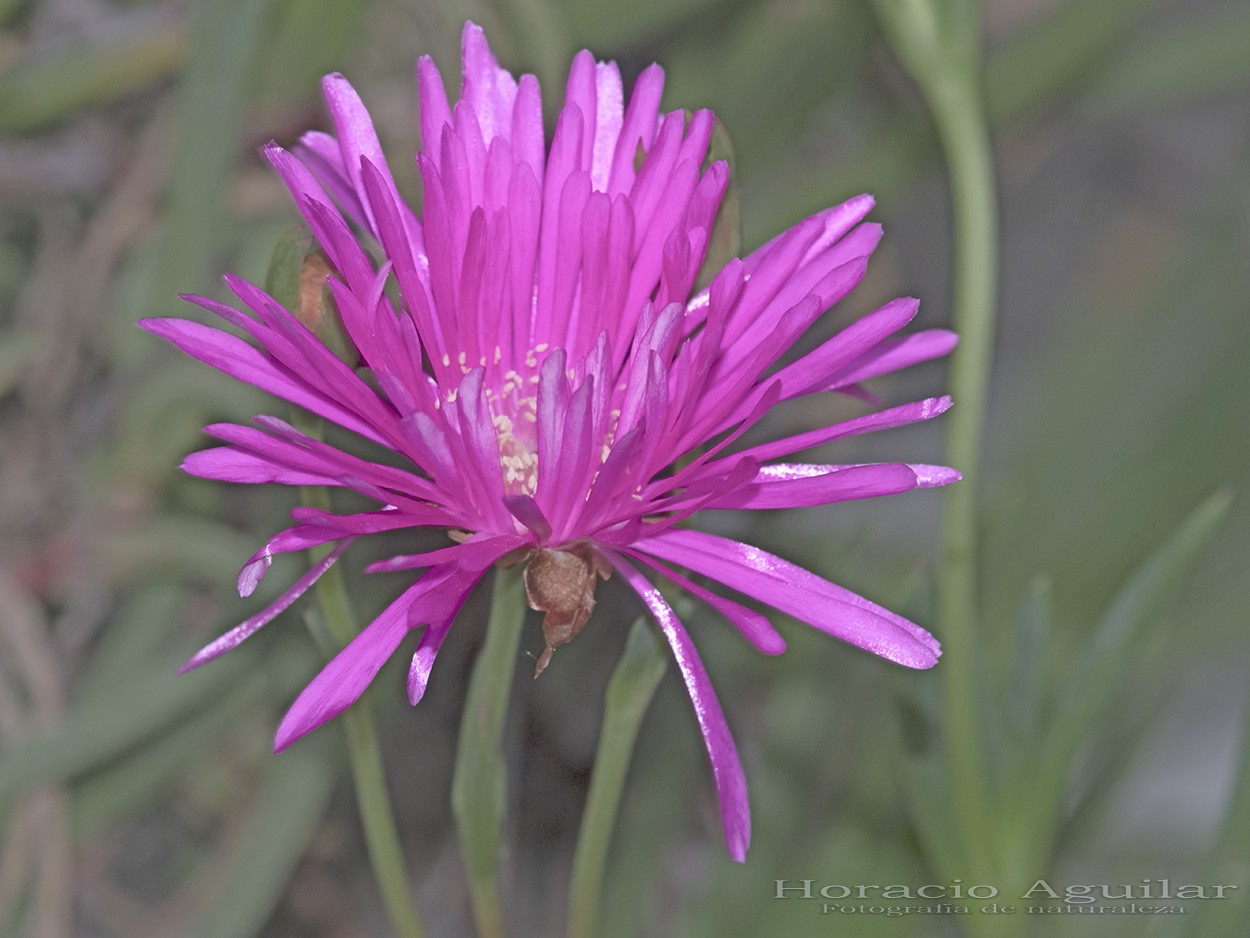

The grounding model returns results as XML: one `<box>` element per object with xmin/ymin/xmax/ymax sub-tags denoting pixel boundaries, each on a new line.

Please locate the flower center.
<box><xmin>485</xmin><ymin>362</ymin><xmax>540</xmax><ymax>496</ymax></box>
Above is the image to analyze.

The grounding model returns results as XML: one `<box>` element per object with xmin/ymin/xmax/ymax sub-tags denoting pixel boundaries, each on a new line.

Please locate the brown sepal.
<box><xmin>524</xmin><ymin>545</ymin><xmax>611</xmax><ymax>677</ymax></box>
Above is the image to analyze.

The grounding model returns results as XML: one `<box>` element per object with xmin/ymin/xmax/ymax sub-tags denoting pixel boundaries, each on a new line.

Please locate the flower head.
<box><xmin>141</xmin><ymin>23</ymin><xmax>958</xmax><ymax>862</ymax></box>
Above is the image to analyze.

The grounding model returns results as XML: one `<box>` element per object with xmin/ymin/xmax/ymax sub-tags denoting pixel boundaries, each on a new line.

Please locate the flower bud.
<box><xmin>265</xmin><ymin>225</ymin><xmax>360</xmax><ymax>366</ymax></box>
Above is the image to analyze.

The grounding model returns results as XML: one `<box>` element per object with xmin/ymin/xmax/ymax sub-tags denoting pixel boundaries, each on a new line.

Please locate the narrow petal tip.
<box><xmin>273</xmin><ymin>717</ymin><xmax>305</xmax><ymax>754</ymax></box>
<box><xmin>844</xmin><ymin>192</ymin><xmax>876</xmax><ymax>215</ymax></box>
<box><xmin>727</xmin><ymin>825</ymin><xmax>750</xmax><ymax>863</ymax></box>
<box><xmin>274</xmin><ymin>684</ymin><xmax>350</xmax><ymax>754</ymax></box>
<box><xmin>407</xmin><ymin>649</ymin><xmax>433</xmax><ymax>705</ymax></box>
<box><xmin>907</xmin><ymin>464</ymin><xmax>962</xmax><ymax>487</ymax></box>
<box><xmin>237</xmin><ymin>554</ymin><xmax>271</xmax><ymax>597</ymax></box>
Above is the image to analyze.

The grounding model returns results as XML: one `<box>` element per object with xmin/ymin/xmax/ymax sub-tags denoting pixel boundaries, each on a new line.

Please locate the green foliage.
<box><xmin>2</xmin><ymin>0</ymin><xmax>1247</xmax><ymax>933</ymax></box>
<box><xmin>189</xmin><ymin>738</ymin><xmax>340</xmax><ymax>938</ymax></box>
<box><xmin>0</xmin><ymin>23</ymin><xmax>187</xmax><ymax>132</ymax></box>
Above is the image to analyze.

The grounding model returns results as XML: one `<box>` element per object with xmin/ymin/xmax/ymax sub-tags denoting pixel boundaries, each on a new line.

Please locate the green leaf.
<box><xmin>0</xmin><ymin>331</ymin><xmax>30</xmax><ymax>397</ymax></box>
<box><xmin>1056</xmin><ymin>684</ymin><xmax>1171</xmax><ymax>852</ymax></box>
<box><xmin>985</xmin><ymin>0</ymin><xmax>1163</xmax><ymax>125</ymax></box>
<box><xmin>754</xmin><ymin>0</ymin><xmax>1160</xmax><ymax>235</ymax></box>
<box><xmin>1080</xmin><ymin>6</ymin><xmax>1250</xmax><ymax>116</ymax></box>
<box><xmin>898</xmin><ymin>746</ymin><xmax>964</xmax><ymax>883</ymax></box>
<box><xmin>559</xmin><ymin>0</ymin><xmax>719</xmax><ymax>49</ymax></box>
<box><xmin>76</xmin><ymin>585</ymin><xmax>187</xmax><ymax>705</ymax></box>
<box><xmin>665</xmin><ymin>0</ymin><xmax>874</xmax><ymax>199</ymax></box>
<box><xmin>0</xmin><ymin>0</ymin><xmax>24</xmax><ymax>28</ymax></box>
<box><xmin>1007</xmin><ymin>574</ymin><xmax>1052</xmax><ymax>738</ymax></box>
<box><xmin>0</xmin><ymin>653</ymin><xmax>252</xmax><ymax>813</ymax></box>
<box><xmin>149</xmin><ymin>0</ymin><xmax>277</xmax><ymax>304</ymax></box>
<box><xmin>0</xmin><ymin>24</ymin><xmax>187</xmax><ymax>132</ymax></box>
<box><xmin>190</xmin><ymin>738</ymin><xmax>339</xmax><ymax>938</ymax></box>
<box><xmin>99</xmin><ymin>515</ymin><xmax>256</xmax><ymax>587</ymax></box>
<box><xmin>995</xmin><ymin>576</ymin><xmax>1056</xmax><ymax>870</ymax></box>
<box><xmin>250</xmin><ymin>0</ymin><xmax>372</xmax><ymax>108</ymax></box>
<box><xmin>1015</xmin><ymin>489</ymin><xmax>1232</xmax><ymax>864</ymax></box>
<box><xmin>71</xmin><ymin>671</ymin><xmax>269</xmax><ymax>840</ymax></box>
<box><xmin>871</xmin><ymin>0</ymin><xmax>983</xmax><ymax>82</ymax></box>
<box><xmin>1051</xmin><ymin>488</ymin><xmax>1231</xmax><ymax>758</ymax></box>
<box><xmin>1177</xmin><ymin>688</ymin><xmax>1250</xmax><ymax>938</ymax></box>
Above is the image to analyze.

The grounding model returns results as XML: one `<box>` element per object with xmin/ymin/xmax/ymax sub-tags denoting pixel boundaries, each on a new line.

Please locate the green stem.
<box><xmin>870</xmin><ymin>0</ymin><xmax>1001</xmax><ymax>878</ymax></box>
<box><xmin>568</xmin><ymin>619</ymin><xmax>668</xmax><ymax>938</ymax></box>
<box><xmin>301</xmin><ymin>483</ymin><xmax>426</xmax><ymax>938</ymax></box>
<box><xmin>931</xmin><ymin>62</ymin><xmax>999</xmax><ymax>873</ymax></box>
<box><xmin>452</xmin><ymin>565</ymin><xmax>528</xmax><ymax>938</ymax></box>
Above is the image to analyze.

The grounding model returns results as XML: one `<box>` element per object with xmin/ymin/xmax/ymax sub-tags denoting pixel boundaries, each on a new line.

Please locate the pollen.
<box><xmin>487</xmin><ymin>350</ymin><xmax>543</xmax><ymax>495</ymax></box>
<box><xmin>493</xmin><ymin>406</ymin><xmax>538</xmax><ymax>495</ymax></box>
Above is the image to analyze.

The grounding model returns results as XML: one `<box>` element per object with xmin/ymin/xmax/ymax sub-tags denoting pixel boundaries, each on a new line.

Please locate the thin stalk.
<box><xmin>568</xmin><ymin>619</ymin><xmax>667</xmax><ymax>938</ymax></box>
<box><xmin>870</xmin><ymin>0</ymin><xmax>1002</xmax><ymax>876</ymax></box>
<box><xmin>301</xmin><ymin>482</ymin><xmax>426</xmax><ymax>938</ymax></box>
<box><xmin>452</xmin><ymin>565</ymin><xmax>528</xmax><ymax>938</ymax></box>
<box><xmin>929</xmin><ymin>60</ymin><xmax>1000</xmax><ymax>874</ymax></box>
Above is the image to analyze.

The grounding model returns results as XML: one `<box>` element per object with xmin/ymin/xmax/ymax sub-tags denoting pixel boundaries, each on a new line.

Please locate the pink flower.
<box><xmin>141</xmin><ymin>23</ymin><xmax>957</xmax><ymax>861</ymax></box>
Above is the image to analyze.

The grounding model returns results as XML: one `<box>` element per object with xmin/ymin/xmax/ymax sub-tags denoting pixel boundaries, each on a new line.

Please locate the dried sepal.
<box><xmin>524</xmin><ymin>545</ymin><xmax>611</xmax><ymax>677</ymax></box>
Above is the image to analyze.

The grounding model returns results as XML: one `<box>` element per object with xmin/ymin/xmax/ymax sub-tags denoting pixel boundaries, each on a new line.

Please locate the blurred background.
<box><xmin>1</xmin><ymin>0</ymin><xmax>1247</xmax><ymax>935</ymax></box>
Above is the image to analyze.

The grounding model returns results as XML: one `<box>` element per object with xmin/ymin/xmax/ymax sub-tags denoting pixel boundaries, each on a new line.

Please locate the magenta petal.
<box><xmin>504</xmin><ymin>494</ymin><xmax>553</xmax><ymax>543</ymax></box>
<box><xmin>321</xmin><ymin>72</ymin><xmax>393</xmax><ymax>235</ymax></box>
<box><xmin>180</xmin><ymin>539</ymin><xmax>354</xmax><ymax>673</ymax></box>
<box><xmin>768</xmin><ymin>296</ymin><xmax>920</xmax><ymax>401</ymax></box>
<box><xmin>801</xmin><ymin>194</ymin><xmax>877</xmax><ymax>263</ymax></box>
<box><xmin>823</xmin><ymin>328</ymin><xmax>959</xmax><ymax>390</ymax></box>
<box><xmin>720</xmin><ymin>226</ymin><xmax>881</xmax><ymax>372</ymax></box>
<box><xmin>403</xmin><ymin>540</ymin><xmax>527</xmax><ymax>704</ymax></box>
<box><xmin>367</xmin><ymin>533</ymin><xmax>528</xmax><ymax>574</ymax></box>
<box><xmin>145</xmin><ymin>22</ymin><xmax>958</xmax><ymax>861</ymax></box>
<box><xmin>205</xmin><ymin>420</ymin><xmax>443</xmax><ymax>506</ymax></box>
<box><xmin>289</xmin><ymin>505</ymin><xmax>451</xmax><ymax>534</ymax></box>
<box><xmin>460</xmin><ymin>22</ymin><xmax>519</xmax><ymax>147</ymax></box>
<box><xmin>704</xmin><ymin>462</ymin><xmax>935</xmax><ymax>511</ymax></box>
<box><xmin>626</xmin><ymin>550</ymin><xmax>786</xmax><ymax>655</ymax></box>
<box><xmin>907</xmin><ymin>464</ymin><xmax>963</xmax><ymax>487</ymax></box>
<box><xmin>404</xmin><ymin>562</ymin><xmax>492</xmax><ymax>704</ymax></box>
<box><xmin>295</xmin><ymin>130</ymin><xmax>367</xmax><ymax>228</ymax></box>
<box><xmin>238</xmin><ymin>554</ymin><xmax>271</xmax><ymax>598</ymax></box>
<box><xmin>364</xmin><ymin>545</ymin><xmax>468</xmax><ymax>573</ymax></box>
<box><xmin>740</xmin><ymin>396</ymin><xmax>953</xmax><ymax>463</ymax></box>
<box><xmin>589</xmin><ymin>60</ymin><xmax>624</xmax><ymax>191</ymax></box>
<box><xmin>236</xmin><ymin>522</ymin><xmax>358</xmax><ymax>596</ymax></box>
<box><xmin>140</xmin><ymin>318</ymin><xmax>385</xmax><ymax>444</ymax></box>
<box><xmin>274</xmin><ymin>574</ymin><xmax>427</xmax><ymax>751</ymax></box>
<box><xmin>608</xmin><ymin>552</ymin><xmax>751</xmax><ymax>862</ymax></box>
<box><xmin>178</xmin><ymin>288</ymin><xmax>402</xmax><ymax>448</ymax></box>
<box><xmin>417</xmin><ymin>55</ymin><xmax>453</xmax><ymax>172</ymax></box>
<box><xmin>608</xmin><ymin>63</ymin><xmax>663</xmax><ymax>196</ymax></box>
<box><xmin>635</xmin><ymin>528</ymin><xmax>940</xmax><ymax>668</ymax></box>
<box><xmin>182</xmin><ymin>446</ymin><xmax>337</xmax><ymax>486</ymax></box>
